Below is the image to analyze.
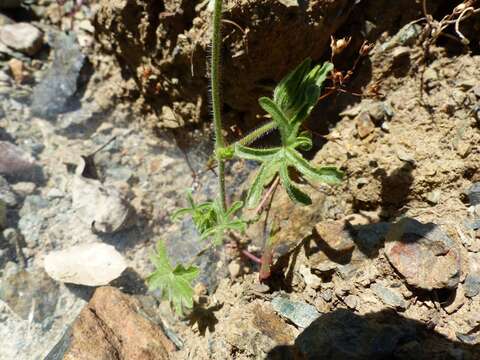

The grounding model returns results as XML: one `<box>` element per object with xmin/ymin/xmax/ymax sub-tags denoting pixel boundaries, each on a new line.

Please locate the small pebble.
<box><xmin>228</xmin><ymin>260</ymin><xmax>241</xmax><ymax>279</ymax></box>
<box><xmin>344</xmin><ymin>294</ymin><xmax>358</xmax><ymax>310</ymax></box>
<box><xmin>355</xmin><ymin>112</ymin><xmax>375</xmax><ymax>139</ymax></box>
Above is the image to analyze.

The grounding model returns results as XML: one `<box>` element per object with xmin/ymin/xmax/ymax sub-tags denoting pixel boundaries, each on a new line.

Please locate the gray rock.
<box><xmin>18</xmin><ymin>213</ymin><xmax>44</xmax><ymax>248</ymax></box>
<box><xmin>271</xmin><ymin>296</ymin><xmax>320</xmax><ymax>328</ymax></box>
<box><xmin>321</xmin><ymin>289</ymin><xmax>333</xmax><ymax>302</ymax></box>
<box><xmin>367</xmin><ymin>101</ymin><xmax>394</xmax><ymax>123</ymax></box>
<box><xmin>465</xmin><ymin>275</ymin><xmax>480</xmax><ymax>298</ymax></box>
<box><xmin>19</xmin><ymin>195</ymin><xmax>49</xmax><ymax>217</ymax></box>
<box><xmin>31</xmin><ymin>32</ymin><xmax>86</xmax><ymax>118</ymax></box>
<box><xmin>0</xmin><ymin>141</ymin><xmax>39</xmax><ymax>181</ymax></box>
<box><xmin>456</xmin><ymin>332</ymin><xmax>478</xmax><ymax>345</ymax></box>
<box><xmin>467</xmin><ymin>183</ymin><xmax>480</xmax><ymax>206</ymax></box>
<box><xmin>381</xmin><ymin>23</ymin><xmax>422</xmax><ymax>51</ymax></box>
<box><xmin>0</xmin><ymin>269</ymin><xmax>59</xmax><ymax>323</ymax></box>
<box><xmin>0</xmin><ymin>23</ymin><xmax>43</xmax><ymax>56</ymax></box>
<box><xmin>72</xmin><ymin>163</ymin><xmax>136</xmax><ymax>234</ymax></box>
<box><xmin>371</xmin><ymin>282</ymin><xmax>408</xmax><ymax>310</ymax></box>
<box><xmin>0</xmin><ymin>176</ymin><xmax>17</xmax><ymax>207</ymax></box>
<box><xmin>465</xmin><ymin>252</ymin><xmax>480</xmax><ymax>298</ymax></box>
<box><xmin>385</xmin><ymin>218</ymin><xmax>461</xmax><ymax>290</ymax></box>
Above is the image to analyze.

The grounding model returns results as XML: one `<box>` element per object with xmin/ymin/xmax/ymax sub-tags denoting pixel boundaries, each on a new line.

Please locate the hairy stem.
<box><xmin>237</xmin><ymin>121</ymin><xmax>277</xmax><ymax>146</ymax></box>
<box><xmin>211</xmin><ymin>0</ymin><xmax>227</xmax><ymax>211</ymax></box>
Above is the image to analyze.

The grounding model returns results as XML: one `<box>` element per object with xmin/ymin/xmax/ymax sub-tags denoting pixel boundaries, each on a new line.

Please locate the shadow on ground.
<box><xmin>267</xmin><ymin>308</ymin><xmax>480</xmax><ymax>359</ymax></box>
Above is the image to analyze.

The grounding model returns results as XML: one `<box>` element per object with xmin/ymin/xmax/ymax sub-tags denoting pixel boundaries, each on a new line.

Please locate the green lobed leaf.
<box><xmin>273</xmin><ymin>59</ymin><xmax>333</xmax><ymax>124</ymax></box>
<box><xmin>147</xmin><ymin>241</ymin><xmax>199</xmax><ymax>316</ymax></box>
<box><xmin>234</xmin><ymin>143</ymin><xmax>281</xmax><ymax>162</ymax></box>
<box><xmin>286</xmin><ymin>148</ymin><xmax>344</xmax><ymax>185</ymax></box>
<box><xmin>279</xmin><ymin>164</ymin><xmax>312</xmax><ymax>205</ymax></box>
<box><xmin>274</xmin><ymin>58</ymin><xmax>312</xmax><ymax>117</ymax></box>
<box><xmin>258</xmin><ymin>97</ymin><xmax>291</xmax><ymax>144</ymax></box>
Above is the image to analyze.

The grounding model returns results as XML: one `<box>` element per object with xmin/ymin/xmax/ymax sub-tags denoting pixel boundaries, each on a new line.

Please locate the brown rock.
<box><xmin>8</xmin><ymin>58</ymin><xmax>24</xmax><ymax>84</ymax></box>
<box><xmin>355</xmin><ymin>112</ymin><xmax>375</xmax><ymax>139</ymax></box>
<box><xmin>307</xmin><ymin>220</ymin><xmax>356</xmax><ymax>270</ymax></box>
<box><xmin>221</xmin><ymin>301</ymin><xmax>295</xmax><ymax>357</ymax></box>
<box><xmin>385</xmin><ymin>218</ymin><xmax>461</xmax><ymax>290</ymax></box>
<box><xmin>314</xmin><ymin>220</ymin><xmax>356</xmax><ymax>253</ymax></box>
<box><xmin>64</xmin><ymin>287</ymin><xmax>175</xmax><ymax>360</ymax></box>
<box><xmin>94</xmin><ymin>0</ymin><xmax>356</xmax><ymax>128</ymax></box>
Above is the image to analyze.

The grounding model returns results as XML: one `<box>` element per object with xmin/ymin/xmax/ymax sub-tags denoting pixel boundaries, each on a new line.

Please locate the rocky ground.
<box><xmin>1</xmin><ymin>0</ymin><xmax>480</xmax><ymax>359</ymax></box>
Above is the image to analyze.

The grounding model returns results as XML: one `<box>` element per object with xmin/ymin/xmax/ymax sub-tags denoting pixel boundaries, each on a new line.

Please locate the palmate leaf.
<box><xmin>198</xmin><ymin>200</ymin><xmax>247</xmax><ymax>245</ymax></box>
<box><xmin>285</xmin><ymin>148</ymin><xmax>344</xmax><ymax>185</ymax></box>
<box><xmin>235</xmin><ymin>58</ymin><xmax>343</xmax><ymax>207</ymax></box>
<box><xmin>147</xmin><ymin>241</ymin><xmax>199</xmax><ymax>315</ymax></box>
<box><xmin>173</xmin><ymin>192</ymin><xmax>247</xmax><ymax>245</ymax></box>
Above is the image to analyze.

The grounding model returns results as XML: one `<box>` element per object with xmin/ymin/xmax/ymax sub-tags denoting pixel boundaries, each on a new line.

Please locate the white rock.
<box><xmin>72</xmin><ymin>158</ymin><xmax>135</xmax><ymax>234</ymax></box>
<box><xmin>0</xmin><ymin>23</ymin><xmax>43</xmax><ymax>56</ymax></box>
<box><xmin>44</xmin><ymin>243</ymin><xmax>127</xmax><ymax>286</ymax></box>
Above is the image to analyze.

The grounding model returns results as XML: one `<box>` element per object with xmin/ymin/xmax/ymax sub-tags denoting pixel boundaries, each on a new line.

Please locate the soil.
<box><xmin>1</xmin><ymin>0</ymin><xmax>480</xmax><ymax>359</ymax></box>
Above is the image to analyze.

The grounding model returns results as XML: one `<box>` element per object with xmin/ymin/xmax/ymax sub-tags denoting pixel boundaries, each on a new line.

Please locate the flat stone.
<box><xmin>271</xmin><ymin>296</ymin><xmax>320</xmax><ymax>328</ymax></box>
<box><xmin>355</xmin><ymin>112</ymin><xmax>375</xmax><ymax>139</ymax></box>
<box><xmin>11</xmin><ymin>181</ymin><xmax>36</xmax><ymax>196</ymax></box>
<box><xmin>44</xmin><ymin>243</ymin><xmax>127</xmax><ymax>286</ymax></box>
<box><xmin>0</xmin><ymin>23</ymin><xmax>43</xmax><ymax>56</ymax></box>
<box><xmin>371</xmin><ymin>282</ymin><xmax>408</xmax><ymax>310</ymax></box>
<box><xmin>72</xmin><ymin>174</ymin><xmax>136</xmax><ymax>234</ymax></box>
<box><xmin>61</xmin><ymin>287</ymin><xmax>175</xmax><ymax>360</ymax></box>
<box><xmin>385</xmin><ymin>218</ymin><xmax>461</xmax><ymax>290</ymax></box>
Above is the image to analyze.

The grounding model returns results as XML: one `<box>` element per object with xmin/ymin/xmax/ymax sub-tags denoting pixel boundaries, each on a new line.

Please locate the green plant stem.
<box><xmin>221</xmin><ymin>120</ymin><xmax>277</xmax><ymax>157</ymax></box>
<box><xmin>211</xmin><ymin>0</ymin><xmax>226</xmax><ymax>211</ymax></box>
<box><xmin>237</xmin><ymin>121</ymin><xmax>277</xmax><ymax>146</ymax></box>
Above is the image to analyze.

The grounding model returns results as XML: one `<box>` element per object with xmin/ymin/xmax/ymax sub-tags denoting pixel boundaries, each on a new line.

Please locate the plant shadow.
<box><xmin>188</xmin><ymin>298</ymin><xmax>224</xmax><ymax>336</ymax></box>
